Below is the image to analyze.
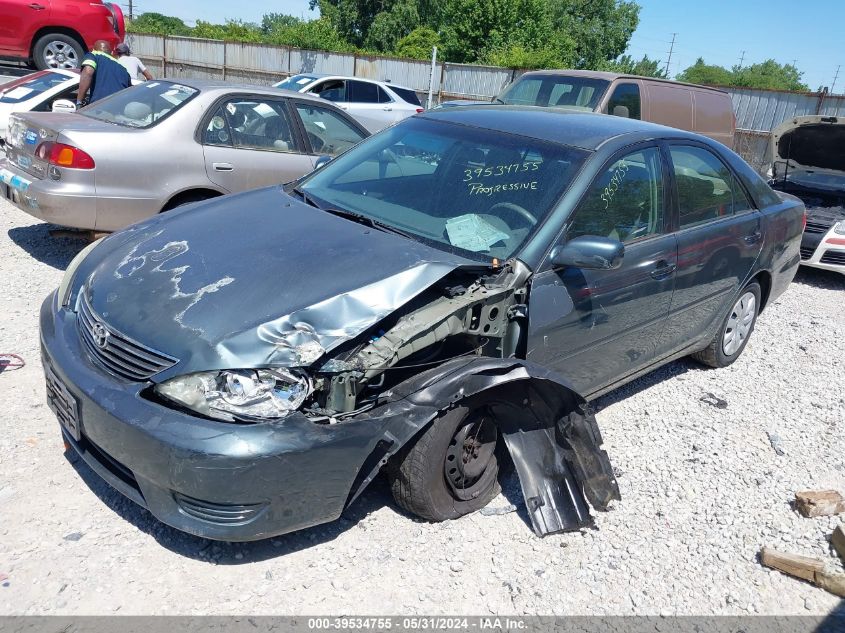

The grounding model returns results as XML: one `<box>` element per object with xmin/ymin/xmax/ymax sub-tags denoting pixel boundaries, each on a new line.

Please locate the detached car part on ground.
<box><xmin>769</xmin><ymin>115</ymin><xmax>845</xmax><ymax>275</ymax></box>
<box><xmin>41</xmin><ymin>108</ymin><xmax>803</xmax><ymax>541</ymax></box>
<box><xmin>0</xmin><ymin>79</ymin><xmax>368</xmax><ymax>231</ymax></box>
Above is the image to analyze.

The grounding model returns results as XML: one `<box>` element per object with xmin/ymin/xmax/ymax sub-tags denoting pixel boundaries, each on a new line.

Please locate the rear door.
<box><xmin>526</xmin><ymin>144</ymin><xmax>678</xmax><ymax>396</ymax></box>
<box><xmin>345</xmin><ymin>80</ymin><xmax>396</xmax><ymax>132</ymax></box>
<box><xmin>0</xmin><ymin>0</ymin><xmax>50</xmax><ymax>55</ymax></box>
<box><xmin>657</xmin><ymin>142</ymin><xmax>763</xmax><ymax>356</ymax></box>
<box><xmin>201</xmin><ymin>95</ymin><xmax>314</xmax><ymax>192</ymax></box>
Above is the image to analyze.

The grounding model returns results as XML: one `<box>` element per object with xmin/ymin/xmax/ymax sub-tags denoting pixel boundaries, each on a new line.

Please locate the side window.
<box><xmin>203</xmin><ymin>99</ymin><xmax>298</xmax><ymax>152</ymax></box>
<box><xmin>568</xmin><ymin>147</ymin><xmax>664</xmax><ymax>243</ymax></box>
<box><xmin>295</xmin><ymin>103</ymin><xmax>366</xmax><ymax>156</ymax></box>
<box><xmin>607</xmin><ymin>83</ymin><xmax>641</xmax><ymax>119</ymax></box>
<box><xmin>349</xmin><ymin>81</ymin><xmax>380</xmax><ymax>104</ymax></box>
<box><xmin>376</xmin><ymin>86</ymin><xmax>392</xmax><ymax>104</ymax></box>
<box><xmin>669</xmin><ymin>146</ymin><xmax>750</xmax><ymax>228</ymax></box>
<box><xmin>312</xmin><ymin>80</ymin><xmax>346</xmax><ymax>103</ymax></box>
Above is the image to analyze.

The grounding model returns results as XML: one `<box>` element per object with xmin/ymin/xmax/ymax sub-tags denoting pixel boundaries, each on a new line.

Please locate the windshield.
<box><xmin>499</xmin><ymin>75</ymin><xmax>609</xmax><ymax>110</ymax></box>
<box><xmin>274</xmin><ymin>74</ymin><xmax>319</xmax><ymax>91</ymax></box>
<box><xmin>299</xmin><ymin>117</ymin><xmax>587</xmax><ymax>262</ymax></box>
<box><xmin>81</xmin><ymin>81</ymin><xmax>199</xmax><ymax>129</ymax></box>
<box><xmin>0</xmin><ymin>72</ymin><xmax>74</xmax><ymax>104</ymax></box>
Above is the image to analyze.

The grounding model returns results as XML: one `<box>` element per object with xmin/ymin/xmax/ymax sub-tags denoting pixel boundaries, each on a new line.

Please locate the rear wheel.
<box><xmin>161</xmin><ymin>191</ymin><xmax>218</xmax><ymax>212</ymax></box>
<box><xmin>692</xmin><ymin>280</ymin><xmax>761</xmax><ymax>368</ymax></box>
<box><xmin>33</xmin><ymin>34</ymin><xmax>84</xmax><ymax>70</ymax></box>
<box><xmin>387</xmin><ymin>401</ymin><xmax>500</xmax><ymax>522</ymax></box>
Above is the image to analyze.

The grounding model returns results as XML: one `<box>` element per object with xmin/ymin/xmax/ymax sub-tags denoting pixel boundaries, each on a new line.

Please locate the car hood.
<box><xmin>82</xmin><ymin>186</ymin><xmax>469</xmax><ymax>377</ymax></box>
<box><xmin>772</xmin><ymin>115</ymin><xmax>845</xmax><ymax>191</ymax></box>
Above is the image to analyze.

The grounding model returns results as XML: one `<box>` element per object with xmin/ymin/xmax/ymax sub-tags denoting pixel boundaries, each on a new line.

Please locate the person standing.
<box><xmin>76</xmin><ymin>40</ymin><xmax>131</xmax><ymax>108</ymax></box>
<box><xmin>115</xmin><ymin>43</ymin><xmax>154</xmax><ymax>81</ymax></box>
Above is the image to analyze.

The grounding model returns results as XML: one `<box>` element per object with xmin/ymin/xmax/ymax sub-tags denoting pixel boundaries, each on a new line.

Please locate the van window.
<box><xmin>670</xmin><ymin>146</ymin><xmax>750</xmax><ymax>228</ymax></box>
<box><xmin>568</xmin><ymin>147</ymin><xmax>664</xmax><ymax>243</ymax></box>
<box><xmin>607</xmin><ymin>83</ymin><xmax>641</xmax><ymax>120</ymax></box>
<box><xmin>499</xmin><ymin>75</ymin><xmax>609</xmax><ymax>110</ymax></box>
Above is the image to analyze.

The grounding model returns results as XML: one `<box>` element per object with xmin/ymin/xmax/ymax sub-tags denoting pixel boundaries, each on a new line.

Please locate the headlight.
<box><xmin>155</xmin><ymin>368</ymin><xmax>313</xmax><ymax>422</ymax></box>
<box><xmin>834</xmin><ymin>221</ymin><xmax>845</xmax><ymax>235</ymax></box>
<box><xmin>58</xmin><ymin>238</ymin><xmax>102</xmax><ymax>307</ymax></box>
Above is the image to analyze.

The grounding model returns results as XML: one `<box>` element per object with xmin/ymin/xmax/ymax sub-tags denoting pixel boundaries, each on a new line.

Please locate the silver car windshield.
<box><xmin>299</xmin><ymin>117</ymin><xmax>587</xmax><ymax>262</ymax></box>
<box><xmin>81</xmin><ymin>81</ymin><xmax>199</xmax><ymax>129</ymax></box>
<box><xmin>498</xmin><ymin>76</ymin><xmax>609</xmax><ymax>110</ymax></box>
<box><xmin>0</xmin><ymin>72</ymin><xmax>72</xmax><ymax>104</ymax></box>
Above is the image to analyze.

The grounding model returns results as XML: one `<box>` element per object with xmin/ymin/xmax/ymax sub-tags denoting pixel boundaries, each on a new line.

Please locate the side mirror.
<box><xmin>52</xmin><ymin>99</ymin><xmax>77</xmax><ymax>113</ymax></box>
<box><xmin>550</xmin><ymin>235</ymin><xmax>624</xmax><ymax>270</ymax></box>
<box><xmin>612</xmin><ymin>104</ymin><xmax>629</xmax><ymax>118</ymax></box>
<box><xmin>314</xmin><ymin>155</ymin><xmax>332</xmax><ymax>170</ymax></box>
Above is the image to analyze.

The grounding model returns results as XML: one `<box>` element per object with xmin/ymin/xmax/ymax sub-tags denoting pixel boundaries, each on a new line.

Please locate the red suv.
<box><xmin>0</xmin><ymin>0</ymin><xmax>124</xmax><ymax>70</ymax></box>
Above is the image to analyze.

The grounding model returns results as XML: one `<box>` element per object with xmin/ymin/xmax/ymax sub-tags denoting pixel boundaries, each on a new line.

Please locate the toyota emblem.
<box><xmin>91</xmin><ymin>323</ymin><xmax>110</xmax><ymax>349</ymax></box>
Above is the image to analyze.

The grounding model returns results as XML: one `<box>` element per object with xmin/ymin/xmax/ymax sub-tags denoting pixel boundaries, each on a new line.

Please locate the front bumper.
<box><xmin>0</xmin><ymin>158</ymin><xmax>98</xmax><ymax>229</ymax></box>
<box><xmin>40</xmin><ymin>292</ymin><xmax>388</xmax><ymax>541</ymax></box>
<box><xmin>799</xmin><ymin>228</ymin><xmax>845</xmax><ymax>274</ymax></box>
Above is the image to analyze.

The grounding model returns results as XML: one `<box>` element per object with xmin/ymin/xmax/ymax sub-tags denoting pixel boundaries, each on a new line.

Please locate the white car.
<box><xmin>273</xmin><ymin>74</ymin><xmax>424</xmax><ymax>133</ymax></box>
<box><xmin>0</xmin><ymin>69</ymin><xmax>80</xmax><ymax>147</ymax></box>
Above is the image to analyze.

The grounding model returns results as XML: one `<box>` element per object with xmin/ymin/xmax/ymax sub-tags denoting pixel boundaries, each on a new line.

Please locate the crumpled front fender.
<box><xmin>346</xmin><ymin>356</ymin><xmax>620</xmax><ymax>536</ymax></box>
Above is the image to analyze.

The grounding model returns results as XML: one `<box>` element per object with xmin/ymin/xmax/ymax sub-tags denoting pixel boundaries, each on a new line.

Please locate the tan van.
<box><xmin>492</xmin><ymin>70</ymin><xmax>735</xmax><ymax>146</ymax></box>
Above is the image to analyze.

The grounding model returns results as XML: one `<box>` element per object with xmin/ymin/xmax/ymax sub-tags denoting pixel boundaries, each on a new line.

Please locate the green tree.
<box><xmin>731</xmin><ymin>59</ymin><xmax>808</xmax><ymax>91</ymax></box>
<box><xmin>127</xmin><ymin>12</ymin><xmax>192</xmax><ymax>36</ymax></box>
<box><xmin>261</xmin><ymin>13</ymin><xmax>302</xmax><ymax>35</ymax></box>
<box><xmin>549</xmin><ymin>0</ymin><xmax>640</xmax><ymax>69</ymax></box>
<box><xmin>311</xmin><ymin>0</ymin><xmax>443</xmax><ymax>49</ymax></box>
<box><xmin>266</xmin><ymin>17</ymin><xmax>353</xmax><ymax>51</ymax></box>
<box><xmin>365</xmin><ymin>0</ymin><xmax>421</xmax><ymax>52</ymax></box>
<box><xmin>676</xmin><ymin>58</ymin><xmax>733</xmax><ymax>86</ymax></box>
<box><xmin>393</xmin><ymin>27</ymin><xmax>441</xmax><ymax>59</ymax></box>
<box><xmin>600</xmin><ymin>54</ymin><xmax>666</xmax><ymax>78</ymax></box>
<box><xmin>191</xmin><ymin>20</ymin><xmax>263</xmax><ymax>42</ymax></box>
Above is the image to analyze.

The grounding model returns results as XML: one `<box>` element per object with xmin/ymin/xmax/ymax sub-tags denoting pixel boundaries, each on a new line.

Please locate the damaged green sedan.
<box><xmin>40</xmin><ymin>107</ymin><xmax>803</xmax><ymax>541</ymax></box>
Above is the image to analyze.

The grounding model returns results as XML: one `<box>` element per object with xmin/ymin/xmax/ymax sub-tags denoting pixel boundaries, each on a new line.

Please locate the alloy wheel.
<box><xmin>44</xmin><ymin>41</ymin><xmax>79</xmax><ymax>69</ymax></box>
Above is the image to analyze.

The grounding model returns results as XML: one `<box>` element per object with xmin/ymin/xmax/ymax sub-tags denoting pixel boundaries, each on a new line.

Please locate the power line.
<box><xmin>833</xmin><ymin>65</ymin><xmax>841</xmax><ymax>93</ymax></box>
<box><xmin>664</xmin><ymin>33</ymin><xmax>677</xmax><ymax>76</ymax></box>
<box><xmin>738</xmin><ymin>50</ymin><xmax>745</xmax><ymax>68</ymax></box>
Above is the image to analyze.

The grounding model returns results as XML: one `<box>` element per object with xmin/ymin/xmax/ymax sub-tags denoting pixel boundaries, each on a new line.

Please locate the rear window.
<box><xmin>81</xmin><ymin>81</ymin><xmax>198</xmax><ymax>129</ymax></box>
<box><xmin>274</xmin><ymin>74</ymin><xmax>319</xmax><ymax>90</ymax></box>
<box><xmin>0</xmin><ymin>72</ymin><xmax>74</xmax><ymax>104</ymax></box>
<box><xmin>392</xmin><ymin>87</ymin><xmax>422</xmax><ymax>106</ymax></box>
<box><xmin>499</xmin><ymin>75</ymin><xmax>609</xmax><ymax>110</ymax></box>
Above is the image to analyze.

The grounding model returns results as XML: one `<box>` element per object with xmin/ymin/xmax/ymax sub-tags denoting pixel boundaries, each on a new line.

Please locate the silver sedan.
<box><xmin>0</xmin><ymin>79</ymin><xmax>369</xmax><ymax>231</ymax></box>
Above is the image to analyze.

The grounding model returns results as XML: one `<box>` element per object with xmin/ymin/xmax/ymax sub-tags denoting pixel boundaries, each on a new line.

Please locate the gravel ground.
<box><xmin>1</xmin><ymin>197</ymin><xmax>844</xmax><ymax>616</ymax></box>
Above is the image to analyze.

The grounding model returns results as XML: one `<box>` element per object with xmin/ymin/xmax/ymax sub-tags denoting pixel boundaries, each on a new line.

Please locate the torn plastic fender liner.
<box><xmin>347</xmin><ymin>356</ymin><xmax>620</xmax><ymax>536</ymax></box>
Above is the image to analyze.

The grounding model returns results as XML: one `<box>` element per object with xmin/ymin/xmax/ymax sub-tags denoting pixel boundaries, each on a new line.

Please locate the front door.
<box><xmin>526</xmin><ymin>145</ymin><xmax>677</xmax><ymax>396</ymax></box>
<box><xmin>201</xmin><ymin>95</ymin><xmax>314</xmax><ymax>192</ymax></box>
<box><xmin>658</xmin><ymin>142</ymin><xmax>764</xmax><ymax>355</ymax></box>
<box><xmin>0</xmin><ymin>0</ymin><xmax>50</xmax><ymax>55</ymax></box>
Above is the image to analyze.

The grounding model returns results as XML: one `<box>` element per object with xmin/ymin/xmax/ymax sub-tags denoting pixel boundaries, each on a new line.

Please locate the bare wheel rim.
<box><xmin>722</xmin><ymin>291</ymin><xmax>756</xmax><ymax>357</ymax></box>
<box><xmin>443</xmin><ymin>411</ymin><xmax>497</xmax><ymax>501</ymax></box>
<box><xmin>44</xmin><ymin>41</ymin><xmax>79</xmax><ymax>69</ymax></box>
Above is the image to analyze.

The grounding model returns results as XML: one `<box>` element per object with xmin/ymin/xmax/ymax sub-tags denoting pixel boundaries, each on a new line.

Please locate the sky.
<box><xmin>131</xmin><ymin>0</ymin><xmax>844</xmax><ymax>93</ymax></box>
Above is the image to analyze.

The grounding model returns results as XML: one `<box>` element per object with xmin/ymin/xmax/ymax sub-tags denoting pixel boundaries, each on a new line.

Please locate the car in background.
<box><xmin>0</xmin><ymin>79</ymin><xmax>369</xmax><ymax>231</ymax></box>
<box><xmin>0</xmin><ymin>0</ymin><xmax>124</xmax><ymax>70</ymax></box>
<box><xmin>0</xmin><ymin>69</ymin><xmax>80</xmax><ymax>149</ymax></box>
<box><xmin>437</xmin><ymin>70</ymin><xmax>735</xmax><ymax>147</ymax></box>
<box><xmin>273</xmin><ymin>73</ymin><xmax>424</xmax><ymax>133</ymax></box>
<box><xmin>769</xmin><ymin>115</ymin><xmax>845</xmax><ymax>275</ymax></box>
<box><xmin>41</xmin><ymin>108</ymin><xmax>802</xmax><ymax>542</ymax></box>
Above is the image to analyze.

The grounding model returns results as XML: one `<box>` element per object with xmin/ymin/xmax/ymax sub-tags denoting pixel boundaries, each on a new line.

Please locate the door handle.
<box><xmin>744</xmin><ymin>230</ymin><xmax>762</xmax><ymax>244</ymax></box>
<box><xmin>29</xmin><ymin>3</ymin><xmax>46</xmax><ymax>8</ymax></box>
<box><xmin>213</xmin><ymin>162</ymin><xmax>234</xmax><ymax>172</ymax></box>
<box><xmin>382</xmin><ymin>107</ymin><xmax>393</xmax><ymax>111</ymax></box>
<box><xmin>650</xmin><ymin>260</ymin><xmax>677</xmax><ymax>280</ymax></box>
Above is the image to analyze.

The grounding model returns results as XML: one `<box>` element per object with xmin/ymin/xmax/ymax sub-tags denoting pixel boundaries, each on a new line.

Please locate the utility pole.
<box><xmin>664</xmin><ymin>33</ymin><xmax>677</xmax><ymax>77</ymax></box>
<box><xmin>833</xmin><ymin>65</ymin><xmax>841</xmax><ymax>94</ymax></box>
<box><xmin>738</xmin><ymin>50</ymin><xmax>745</xmax><ymax>68</ymax></box>
<box><xmin>126</xmin><ymin>0</ymin><xmax>134</xmax><ymax>21</ymax></box>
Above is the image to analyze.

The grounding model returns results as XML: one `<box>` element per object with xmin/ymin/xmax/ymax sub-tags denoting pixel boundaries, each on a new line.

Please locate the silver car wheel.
<box><xmin>722</xmin><ymin>291</ymin><xmax>756</xmax><ymax>357</ymax></box>
<box><xmin>44</xmin><ymin>41</ymin><xmax>80</xmax><ymax>69</ymax></box>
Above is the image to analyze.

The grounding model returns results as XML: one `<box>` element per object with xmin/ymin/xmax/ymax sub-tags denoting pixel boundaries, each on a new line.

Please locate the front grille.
<box><xmin>77</xmin><ymin>291</ymin><xmax>178</xmax><ymax>381</ymax></box>
<box><xmin>173</xmin><ymin>493</ymin><xmax>266</xmax><ymax>525</ymax></box>
<box><xmin>820</xmin><ymin>250</ymin><xmax>845</xmax><ymax>266</ymax></box>
<box><xmin>805</xmin><ymin>221</ymin><xmax>832</xmax><ymax>234</ymax></box>
<box><xmin>799</xmin><ymin>246</ymin><xmax>816</xmax><ymax>261</ymax></box>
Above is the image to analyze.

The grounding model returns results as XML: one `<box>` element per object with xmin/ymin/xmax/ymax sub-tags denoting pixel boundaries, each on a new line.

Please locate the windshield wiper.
<box><xmin>493</xmin><ymin>97</ymin><xmax>505</xmax><ymax>104</ymax></box>
<box><xmin>320</xmin><ymin>207</ymin><xmax>416</xmax><ymax>239</ymax></box>
<box><xmin>290</xmin><ymin>186</ymin><xmax>319</xmax><ymax>208</ymax></box>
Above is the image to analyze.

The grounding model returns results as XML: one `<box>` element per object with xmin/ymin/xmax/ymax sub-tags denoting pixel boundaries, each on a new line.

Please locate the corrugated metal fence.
<box><xmin>127</xmin><ymin>33</ymin><xmax>845</xmax><ymax>173</ymax></box>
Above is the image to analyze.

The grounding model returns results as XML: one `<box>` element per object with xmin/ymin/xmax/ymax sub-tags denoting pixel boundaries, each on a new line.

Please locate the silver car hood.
<box><xmin>82</xmin><ymin>187</ymin><xmax>469</xmax><ymax>377</ymax></box>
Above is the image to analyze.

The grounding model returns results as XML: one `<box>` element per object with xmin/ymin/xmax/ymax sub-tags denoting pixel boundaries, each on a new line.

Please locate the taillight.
<box><xmin>415</xmin><ymin>108</ymin><xmax>425</xmax><ymax>114</ymax></box>
<box><xmin>35</xmin><ymin>142</ymin><xmax>95</xmax><ymax>169</ymax></box>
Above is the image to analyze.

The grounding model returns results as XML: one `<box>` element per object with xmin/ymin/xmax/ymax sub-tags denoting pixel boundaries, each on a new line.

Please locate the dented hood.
<box><xmin>83</xmin><ymin>186</ymin><xmax>468</xmax><ymax>377</ymax></box>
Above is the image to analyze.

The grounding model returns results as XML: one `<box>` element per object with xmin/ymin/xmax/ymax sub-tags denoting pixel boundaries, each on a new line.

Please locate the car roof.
<box><xmin>421</xmin><ymin>105</ymin><xmax>705</xmax><ymax>151</ymax></box>
<box><xmin>288</xmin><ymin>73</ymin><xmax>417</xmax><ymax>92</ymax></box>
<box><xmin>517</xmin><ymin>69</ymin><xmax>730</xmax><ymax>95</ymax></box>
<box><xmin>153</xmin><ymin>78</ymin><xmax>325</xmax><ymax>102</ymax></box>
